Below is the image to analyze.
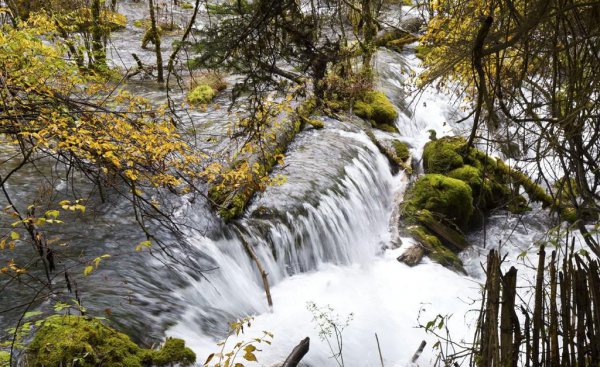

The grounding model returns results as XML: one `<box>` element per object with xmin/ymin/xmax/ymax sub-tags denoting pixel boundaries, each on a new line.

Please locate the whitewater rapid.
<box><xmin>163</xmin><ymin>47</ymin><xmax>487</xmax><ymax>367</ymax></box>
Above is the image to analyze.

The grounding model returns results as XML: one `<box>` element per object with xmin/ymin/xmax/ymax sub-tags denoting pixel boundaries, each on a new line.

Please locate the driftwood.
<box><xmin>281</xmin><ymin>337</ymin><xmax>310</xmax><ymax>367</ymax></box>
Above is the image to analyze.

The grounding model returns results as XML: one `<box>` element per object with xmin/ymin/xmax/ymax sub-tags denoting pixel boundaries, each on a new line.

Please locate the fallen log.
<box><xmin>281</xmin><ymin>337</ymin><xmax>310</xmax><ymax>367</ymax></box>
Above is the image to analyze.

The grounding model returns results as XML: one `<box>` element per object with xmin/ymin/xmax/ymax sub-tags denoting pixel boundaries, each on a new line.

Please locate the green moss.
<box><xmin>386</xmin><ymin>34</ymin><xmax>419</xmax><ymax>52</ymax></box>
<box><xmin>353</xmin><ymin>91</ymin><xmax>398</xmax><ymax>127</ymax></box>
<box><xmin>494</xmin><ymin>160</ymin><xmax>553</xmax><ymax>206</ymax></box>
<box><xmin>307</xmin><ymin>119</ymin><xmax>324</xmax><ymax>129</ymax></box>
<box><xmin>208</xmin><ymin>184</ymin><xmax>252</xmax><ymax>221</ymax></box>
<box><xmin>422</xmin><ymin>136</ymin><xmax>466</xmax><ymax>174</ymax></box>
<box><xmin>407</xmin><ymin>225</ymin><xmax>464</xmax><ymax>272</ymax></box>
<box><xmin>448</xmin><ymin>165</ymin><xmax>481</xmax><ymax>191</ymax></box>
<box><xmin>404</xmin><ymin>174</ymin><xmax>473</xmax><ymax>229</ymax></box>
<box><xmin>560</xmin><ymin>207</ymin><xmax>578</xmax><ymax>223</ymax></box>
<box><xmin>187</xmin><ymin>84</ymin><xmax>217</xmax><ymax>105</ymax></box>
<box><xmin>27</xmin><ymin>315</ymin><xmax>195</xmax><ymax>367</ymax></box>
<box><xmin>392</xmin><ymin>140</ymin><xmax>410</xmax><ymax>162</ymax></box>
<box><xmin>0</xmin><ymin>351</ymin><xmax>9</xmax><ymax>366</ymax></box>
<box><xmin>153</xmin><ymin>338</ymin><xmax>195</xmax><ymax>366</ymax></box>
<box><xmin>553</xmin><ymin>176</ymin><xmax>580</xmax><ymax>203</ymax></box>
<box><xmin>180</xmin><ymin>2</ymin><xmax>194</xmax><ymax>9</ymax></box>
<box><xmin>376</xmin><ymin>123</ymin><xmax>400</xmax><ymax>133</ymax></box>
<box><xmin>133</xmin><ymin>19</ymin><xmax>149</xmax><ymax>29</ymax></box>
<box><xmin>27</xmin><ymin>315</ymin><xmax>145</xmax><ymax>367</ymax></box>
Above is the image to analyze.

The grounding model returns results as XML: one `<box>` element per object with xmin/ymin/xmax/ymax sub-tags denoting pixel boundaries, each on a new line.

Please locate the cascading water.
<box><xmin>162</xmin><ymin>48</ymin><xmax>483</xmax><ymax>366</ymax></box>
<box><xmin>0</xmin><ymin>3</ymin><xmax>569</xmax><ymax>366</ymax></box>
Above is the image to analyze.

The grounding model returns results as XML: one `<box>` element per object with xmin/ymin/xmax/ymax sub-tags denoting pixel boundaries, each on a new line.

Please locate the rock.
<box><xmin>416</xmin><ymin>209</ymin><xmax>470</xmax><ymax>252</ymax></box>
<box><xmin>400</xmin><ymin>17</ymin><xmax>424</xmax><ymax>33</ymax></box>
<box><xmin>405</xmin><ymin>225</ymin><xmax>465</xmax><ymax>273</ymax></box>
<box><xmin>397</xmin><ymin>243</ymin><xmax>425</xmax><ymax>266</ymax></box>
<box><xmin>402</xmin><ymin>173</ymin><xmax>474</xmax><ymax>229</ymax></box>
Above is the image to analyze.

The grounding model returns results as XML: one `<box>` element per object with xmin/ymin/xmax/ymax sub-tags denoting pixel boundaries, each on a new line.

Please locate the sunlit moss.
<box><xmin>187</xmin><ymin>84</ymin><xmax>217</xmax><ymax>105</ymax></box>
<box><xmin>353</xmin><ymin>91</ymin><xmax>398</xmax><ymax>127</ymax></box>
<box><xmin>27</xmin><ymin>315</ymin><xmax>195</xmax><ymax>367</ymax></box>
<box><xmin>403</xmin><ymin>173</ymin><xmax>473</xmax><ymax>229</ymax></box>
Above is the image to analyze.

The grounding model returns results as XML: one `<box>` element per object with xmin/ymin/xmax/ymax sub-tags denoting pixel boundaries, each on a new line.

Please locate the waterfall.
<box><xmin>165</xmin><ymin>49</ymin><xmax>482</xmax><ymax>366</ymax></box>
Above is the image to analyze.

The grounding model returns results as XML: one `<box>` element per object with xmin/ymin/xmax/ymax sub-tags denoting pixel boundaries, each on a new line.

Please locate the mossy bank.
<box><xmin>26</xmin><ymin>315</ymin><xmax>195</xmax><ymax>367</ymax></box>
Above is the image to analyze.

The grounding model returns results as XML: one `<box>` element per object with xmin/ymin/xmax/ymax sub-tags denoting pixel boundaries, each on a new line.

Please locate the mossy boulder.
<box><xmin>392</xmin><ymin>140</ymin><xmax>410</xmax><ymax>162</ymax></box>
<box><xmin>423</xmin><ymin>136</ymin><xmax>553</xmax><ymax>212</ymax></box>
<box><xmin>187</xmin><ymin>84</ymin><xmax>217</xmax><ymax>105</ymax></box>
<box><xmin>152</xmin><ymin>338</ymin><xmax>196</xmax><ymax>367</ymax></box>
<box><xmin>399</xmin><ymin>173</ymin><xmax>473</xmax><ymax>272</ymax></box>
<box><xmin>422</xmin><ymin>136</ymin><xmax>466</xmax><ymax>174</ymax></box>
<box><xmin>353</xmin><ymin>91</ymin><xmax>398</xmax><ymax>128</ymax></box>
<box><xmin>403</xmin><ymin>174</ymin><xmax>473</xmax><ymax>229</ymax></box>
<box><xmin>27</xmin><ymin>315</ymin><xmax>195</xmax><ymax>367</ymax></box>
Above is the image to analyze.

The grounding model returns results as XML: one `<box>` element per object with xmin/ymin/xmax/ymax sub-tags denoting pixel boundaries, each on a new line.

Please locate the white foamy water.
<box><xmin>165</xmin><ymin>46</ymin><xmax>486</xmax><ymax>366</ymax></box>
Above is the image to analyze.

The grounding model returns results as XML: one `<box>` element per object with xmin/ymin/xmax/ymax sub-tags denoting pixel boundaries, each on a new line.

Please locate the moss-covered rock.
<box><xmin>402</xmin><ymin>135</ymin><xmax>574</xmax><ymax>271</ymax></box>
<box><xmin>392</xmin><ymin>140</ymin><xmax>410</xmax><ymax>162</ymax></box>
<box><xmin>353</xmin><ymin>91</ymin><xmax>398</xmax><ymax>127</ymax></box>
<box><xmin>376</xmin><ymin>123</ymin><xmax>400</xmax><ymax>133</ymax></box>
<box><xmin>374</xmin><ymin>29</ymin><xmax>419</xmax><ymax>52</ymax></box>
<box><xmin>424</xmin><ymin>136</ymin><xmax>553</xmax><ymax>213</ymax></box>
<box><xmin>27</xmin><ymin>315</ymin><xmax>146</xmax><ymax>367</ymax></box>
<box><xmin>422</xmin><ymin>136</ymin><xmax>466</xmax><ymax>174</ymax></box>
<box><xmin>187</xmin><ymin>84</ymin><xmax>217</xmax><ymax>105</ymax></box>
<box><xmin>153</xmin><ymin>338</ymin><xmax>196</xmax><ymax>367</ymax></box>
<box><xmin>366</xmin><ymin>132</ymin><xmax>412</xmax><ymax>174</ymax></box>
<box><xmin>307</xmin><ymin>119</ymin><xmax>324</xmax><ymax>129</ymax></box>
<box><xmin>407</xmin><ymin>225</ymin><xmax>465</xmax><ymax>273</ymax></box>
<box><xmin>403</xmin><ymin>174</ymin><xmax>474</xmax><ymax>229</ymax></box>
<box><xmin>27</xmin><ymin>315</ymin><xmax>195</xmax><ymax>367</ymax></box>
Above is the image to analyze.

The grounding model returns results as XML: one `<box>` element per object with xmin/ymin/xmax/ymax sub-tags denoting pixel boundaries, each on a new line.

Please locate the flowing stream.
<box><xmin>0</xmin><ymin>3</ymin><xmax>569</xmax><ymax>366</ymax></box>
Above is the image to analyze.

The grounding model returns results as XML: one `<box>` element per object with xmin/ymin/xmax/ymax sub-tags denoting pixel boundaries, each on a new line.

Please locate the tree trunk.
<box><xmin>148</xmin><ymin>0</ymin><xmax>164</xmax><ymax>83</ymax></box>
<box><xmin>91</xmin><ymin>0</ymin><xmax>106</xmax><ymax>69</ymax></box>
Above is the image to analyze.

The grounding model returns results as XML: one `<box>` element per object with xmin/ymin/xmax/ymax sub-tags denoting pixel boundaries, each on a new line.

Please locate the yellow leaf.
<box><xmin>243</xmin><ymin>352</ymin><xmax>257</xmax><ymax>362</ymax></box>
<box><xmin>83</xmin><ymin>265</ymin><xmax>93</xmax><ymax>276</ymax></box>
<box><xmin>10</xmin><ymin>231</ymin><xmax>19</xmax><ymax>240</ymax></box>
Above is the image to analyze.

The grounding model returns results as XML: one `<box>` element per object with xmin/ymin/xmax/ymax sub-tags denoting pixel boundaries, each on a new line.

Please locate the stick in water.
<box><xmin>411</xmin><ymin>340</ymin><xmax>427</xmax><ymax>363</ymax></box>
<box><xmin>375</xmin><ymin>333</ymin><xmax>384</xmax><ymax>367</ymax></box>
